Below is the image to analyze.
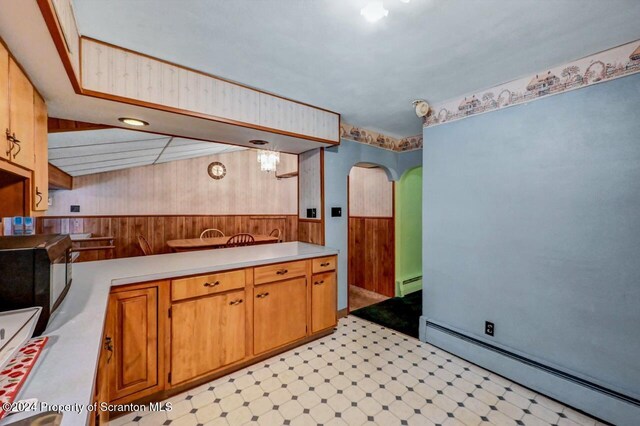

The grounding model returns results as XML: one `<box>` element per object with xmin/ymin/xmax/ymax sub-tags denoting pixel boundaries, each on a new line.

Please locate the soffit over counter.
<box><xmin>0</xmin><ymin>0</ymin><xmax>341</xmax><ymax>157</ymax></box>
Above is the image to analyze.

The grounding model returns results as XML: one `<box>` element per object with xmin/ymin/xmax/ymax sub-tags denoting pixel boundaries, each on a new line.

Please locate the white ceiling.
<box><xmin>49</xmin><ymin>129</ymin><xmax>245</xmax><ymax>176</ymax></box>
<box><xmin>0</xmin><ymin>2</ymin><xmax>335</xmax><ymax>156</ymax></box>
<box><xmin>72</xmin><ymin>0</ymin><xmax>640</xmax><ymax>138</ymax></box>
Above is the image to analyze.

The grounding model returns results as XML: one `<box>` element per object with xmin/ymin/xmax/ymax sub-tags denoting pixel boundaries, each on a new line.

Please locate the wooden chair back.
<box><xmin>225</xmin><ymin>233</ymin><xmax>255</xmax><ymax>248</ymax></box>
<box><xmin>137</xmin><ymin>234</ymin><xmax>153</xmax><ymax>256</ymax></box>
<box><xmin>200</xmin><ymin>228</ymin><xmax>225</xmax><ymax>239</ymax></box>
<box><xmin>269</xmin><ymin>228</ymin><xmax>282</xmax><ymax>243</ymax></box>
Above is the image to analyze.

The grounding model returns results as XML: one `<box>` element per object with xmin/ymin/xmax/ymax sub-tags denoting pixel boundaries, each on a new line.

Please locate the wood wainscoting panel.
<box><xmin>298</xmin><ymin>220</ymin><xmax>324</xmax><ymax>246</ymax></box>
<box><xmin>37</xmin><ymin>215</ymin><xmax>299</xmax><ymax>261</ymax></box>
<box><xmin>348</xmin><ymin>217</ymin><xmax>395</xmax><ymax>297</ymax></box>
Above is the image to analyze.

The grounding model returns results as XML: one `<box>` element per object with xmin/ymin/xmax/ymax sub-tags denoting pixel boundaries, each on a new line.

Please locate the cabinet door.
<box><xmin>254</xmin><ymin>277</ymin><xmax>307</xmax><ymax>354</ymax></box>
<box><xmin>0</xmin><ymin>43</ymin><xmax>8</xmax><ymax>161</ymax></box>
<box><xmin>8</xmin><ymin>59</ymin><xmax>34</xmax><ymax>170</ymax></box>
<box><xmin>108</xmin><ymin>287</ymin><xmax>158</xmax><ymax>401</ymax></box>
<box><xmin>32</xmin><ymin>93</ymin><xmax>48</xmax><ymax>211</ymax></box>
<box><xmin>171</xmin><ymin>290</ymin><xmax>246</xmax><ymax>385</ymax></box>
<box><xmin>311</xmin><ymin>272</ymin><xmax>337</xmax><ymax>333</ymax></box>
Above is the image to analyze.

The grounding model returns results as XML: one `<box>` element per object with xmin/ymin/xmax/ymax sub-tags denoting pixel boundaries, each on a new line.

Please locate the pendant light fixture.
<box><xmin>257</xmin><ymin>149</ymin><xmax>280</xmax><ymax>172</ymax></box>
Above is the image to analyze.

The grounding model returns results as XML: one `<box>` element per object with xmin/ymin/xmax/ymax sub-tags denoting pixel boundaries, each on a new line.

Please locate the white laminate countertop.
<box><xmin>1</xmin><ymin>242</ymin><xmax>338</xmax><ymax>426</ymax></box>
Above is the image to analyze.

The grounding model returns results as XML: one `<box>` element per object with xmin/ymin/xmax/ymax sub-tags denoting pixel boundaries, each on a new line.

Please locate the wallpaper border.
<box><xmin>423</xmin><ymin>40</ymin><xmax>640</xmax><ymax>128</ymax></box>
<box><xmin>340</xmin><ymin>123</ymin><xmax>423</xmax><ymax>152</ymax></box>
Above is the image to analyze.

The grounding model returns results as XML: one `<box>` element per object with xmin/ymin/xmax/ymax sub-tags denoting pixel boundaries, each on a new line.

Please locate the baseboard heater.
<box><xmin>397</xmin><ymin>275</ymin><xmax>422</xmax><ymax>297</ymax></box>
<box><xmin>426</xmin><ymin>321</ymin><xmax>640</xmax><ymax>408</ymax></box>
<box><xmin>402</xmin><ymin>276</ymin><xmax>422</xmax><ymax>285</ymax></box>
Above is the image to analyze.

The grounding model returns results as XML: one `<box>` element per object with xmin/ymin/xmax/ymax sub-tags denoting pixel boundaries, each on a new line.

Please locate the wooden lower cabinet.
<box><xmin>98</xmin><ymin>256</ymin><xmax>337</xmax><ymax>412</ymax></box>
<box><xmin>311</xmin><ymin>272</ymin><xmax>338</xmax><ymax>333</ymax></box>
<box><xmin>254</xmin><ymin>277</ymin><xmax>308</xmax><ymax>354</ymax></box>
<box><xmin>170</xmin><ymin>290</ymin><xmax>246</xmax><ymax>385</ymax></box>
<box><xmin>106</xmin><ymin>284</ymin><xmax>161</xmax><ymax>403</ymax></box>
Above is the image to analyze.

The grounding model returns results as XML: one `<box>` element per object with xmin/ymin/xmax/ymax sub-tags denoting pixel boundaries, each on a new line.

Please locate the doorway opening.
<box><xmin>347</xmin><ymin>165</ymin><xmax>423</xmax><ymax>338</ymax></box>
<box><xmin>347</xmin><ymin>163</ymin><xmax>395</xmax><ymax>310</ymax></box>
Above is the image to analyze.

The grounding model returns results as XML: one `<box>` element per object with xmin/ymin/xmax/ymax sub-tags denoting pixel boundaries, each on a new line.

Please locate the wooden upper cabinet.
<box><xmin>107</xmin><ymin>287</ymin><xmax>159</xmax><ymax>402</ymax></box>
<box><xmin>253</xmin><ymin>277</ymin><xmax>307</xmax><ymax>354</ymax></box>
<box><xmin>170</xmin><ymin>290</ymin><xmax>246</xmax><ymax>385</ymax></box>
<box><xmin>311</xmin><ymin>272</ymin><xmax>337</xmax><ymax>333</ymax></box>
<box><xmin>0</xmin><ymin>43</ymin><xmax>8</xmax><ymax>162</ymax></box>
<box><xmin>8</xmin><ymin>59</ymin><xmax>34</xmax><ymax>170</ymax></box>
<box><xmin>33</xmin><ymin>93</ymin><xmax>48</xmax><ymax>211</ymax></box>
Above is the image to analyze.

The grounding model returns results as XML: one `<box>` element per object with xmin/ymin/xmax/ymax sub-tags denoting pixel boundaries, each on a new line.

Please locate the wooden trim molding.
<box><xmin>320</xmin><ymin>148</ymin><xmax>326</xmax><ymax>245</ymax></box>
<box><xmin>48</xmin><ymin>117</ymin><xmax>110</xmax><ymax>133</ymax></box>
<box><xmin>48</xmin><ymin>163</ymin><xmax>73</xmax><ymax>190</ymax></box>
<box><xmin>337</xmin><ymin>308</ymin><xmax>348</xmax><ymax>319</ymax></box>
<box><xmin>36</xmin><ymin>0</ymin><xmax>81</xmax><ymax>92</ymax></box>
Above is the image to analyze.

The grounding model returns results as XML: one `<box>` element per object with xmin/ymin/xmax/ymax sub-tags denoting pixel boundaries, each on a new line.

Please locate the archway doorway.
<box><xmin>347</xmin><ymin>163</ymin><xmax>395</xmax><ymax>310</ymax></box>
<box><xmin>347</xmin><ymin>165</ymin><xmax>423</xmax><ymax>338</ymax></box>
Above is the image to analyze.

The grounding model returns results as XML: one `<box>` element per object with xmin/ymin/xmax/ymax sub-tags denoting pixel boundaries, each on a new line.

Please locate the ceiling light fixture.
<box><xmin>360</xmin><ymin>1</ymin><xmax>389</xmax><ymax>23</ymax></box>
<box><xmin>249</xmin><ymin>139</ymin><xmax>269</xmax><ymax>146</ymax></box>
<box><xmin>257</xmin><ymin>149</ymin><xmax>280</xmax><ymax>172</ymax></box>
<box><xmin>118</xmin><ymin>117</ymin><xmax>149</xmax><ymax>126</ymax></box>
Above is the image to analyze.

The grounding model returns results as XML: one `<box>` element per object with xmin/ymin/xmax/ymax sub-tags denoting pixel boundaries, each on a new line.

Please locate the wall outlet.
<box><xmin>485</xmin><ymin>321</ymin><xmax>495</xmax><ymax>336</ymax></box>
<box><xmin>70</xmin><ymin>205</ymin><xmax>80</xmax><ymax>213</ymax></box>
<box><xmin>306</xmin><ymin>208</ymin><xmax>317</xmax><ymax>218</ymax></box>
<box><xmin>331</xmin><ymin>207</ymin><xmax>342</xmax><ymax>217</ymax></box>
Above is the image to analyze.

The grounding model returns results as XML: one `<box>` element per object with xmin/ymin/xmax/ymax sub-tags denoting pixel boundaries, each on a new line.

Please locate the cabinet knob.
<box><xmin>314</xmin><ymin>280</ymin><xmax>325</xmax><ymax>285</ymax></box>
<box><xmin>229</xmin><ymin>299</ymin><xmax>244</xmax><ymax>306</ymax></box>
<box><xmin>276</xmin><ymin>269</ymin><xmax>288</xmax><ymax>275</ymax></box>
<box><xmin>256</xmin><ymin>292</ymin><xmax>270</xmax><ymax>299</ymax></box>
<box><xmin>320</xmin><ymin>262</ymin><xmax>330</xmax><ymax>267</ymax></box>
<box><xmin>203</xmin><ymin>281</ymin><xmax>220</xmax><ymax>287</ymax></box>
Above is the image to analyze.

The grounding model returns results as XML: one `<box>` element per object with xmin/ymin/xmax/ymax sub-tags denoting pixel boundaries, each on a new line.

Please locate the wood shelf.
<box><xmin>276</xmin><ymin>171</ymin><xmax>298</xmax><ymax>179</ymax></box>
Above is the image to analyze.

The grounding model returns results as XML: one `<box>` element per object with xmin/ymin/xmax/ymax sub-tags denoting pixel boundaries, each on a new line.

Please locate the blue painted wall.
<box><xmin>422</xmin><ymin>73</ymin><xmax>640</xmax><ymax>413</ymax></box>
<box><xmin>324</xmin><ymin>139</ymin><xmax>422</xmax><ymax>310</ymax></box>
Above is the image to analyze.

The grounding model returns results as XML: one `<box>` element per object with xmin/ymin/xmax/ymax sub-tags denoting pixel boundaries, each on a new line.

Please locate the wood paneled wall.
<box><xmin>47</xmin><ymin>150</ymin><xmax>297</xmax><ymax>216</ymax></box>
<box><xmin>349</xmin><ymin>166</ymin><xmax>393</xmax><ymax>217</ymax></box>
<box><xmin>38</xmin><ymin>215</ymin><xmax>298</xmax><ymax>261</ymax></box>
<box><xmin>348</xmin><ymin>217</ymin><xmax>395</xmax><ymax>297</ymax></box>
<box><xmin>298</xmin><ymin>220</ymin><xmax>324</xmax><ymax>246</ymax></box>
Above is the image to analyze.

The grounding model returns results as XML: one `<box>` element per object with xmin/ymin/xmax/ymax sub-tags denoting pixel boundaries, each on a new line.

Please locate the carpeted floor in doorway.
<box><xmin>350</xmin><ymin>290</ymin><xmax>422</xmax><ymax>338</ymax></box>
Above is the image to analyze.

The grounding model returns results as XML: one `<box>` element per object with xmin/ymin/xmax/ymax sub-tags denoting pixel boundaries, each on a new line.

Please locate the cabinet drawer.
<box><xmin>254</xmin><ymin>260</ymin><xmax>307</xmax><ymax>285</ymax></box>
<box><xmin>172</xmin><ymin>269</ymin><xmax>245</xmax><ymax>301</ymax></box>
<box><xmin>312</xmin><ymin>256</ymin><xmax>336</xmax><ymax>273</ymax></box>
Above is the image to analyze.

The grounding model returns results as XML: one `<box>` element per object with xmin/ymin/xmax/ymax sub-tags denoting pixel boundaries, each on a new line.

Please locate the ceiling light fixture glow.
<box><xmin>118</xmin><ymin>117</ymin><xmax>149</xmax><ymax>126</ymax></box>
<box><xmin>360</xmin><ymin>1</ymin><xmax>389</xmax><ymax>23</ymax></box>
<box><xmin>257</xmin><ymin>149</ymin><xmax>280</xmax><ymax>172</ymax></box>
